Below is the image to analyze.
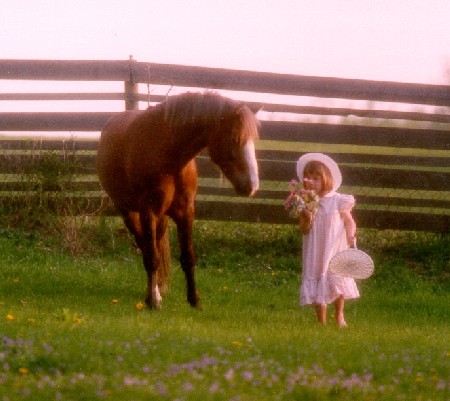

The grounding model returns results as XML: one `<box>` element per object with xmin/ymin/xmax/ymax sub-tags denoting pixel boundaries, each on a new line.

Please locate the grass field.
<box><xmin>0</xmin><ymin>220</ymin><xmax>449</xmax><ymax>400</ymax></box>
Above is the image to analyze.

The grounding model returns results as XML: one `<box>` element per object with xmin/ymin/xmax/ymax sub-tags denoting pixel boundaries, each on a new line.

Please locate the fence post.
<box><xmin>125</xmin><ymin>56</ymin><xmax>139</xmax><ymax>110</ymax></box>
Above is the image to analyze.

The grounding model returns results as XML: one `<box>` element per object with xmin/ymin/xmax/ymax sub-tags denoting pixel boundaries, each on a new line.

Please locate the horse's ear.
<box><xmin>236</xmin><ymin>103</ymin><xmax>260</xmax><ymax>116</ymax></box>
<box><xmin>235</xmin><ymin>104</ymin><xmax>246</xmax><ymax>115</ymax></box>
<box><xmin>235</xmin><ymin>103</ymin><xmax>263</xmax><ymax>114</ymax></box>
<box><xmin>248</xmin><ymin>104</ymin><xmax>262</xmax><ymax>115</ymax></box>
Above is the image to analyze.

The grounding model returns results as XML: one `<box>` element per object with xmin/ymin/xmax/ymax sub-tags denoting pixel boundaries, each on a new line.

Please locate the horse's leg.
<box><xmin>155</xmin><ymin>215</ymin><xmax>170</xmax><ymax>293</ymax></box>
<box><xmin>181</xmin><ymin>225</ymin><xmax>198</xmax><ymax>308</ymax></box>
<box><xmin>139</xmin><ymin>211</ymin><xmax>163</xmax><ymax>309</ymax></box>
<box><xmin>120</xmin><ymin>209</ymin><xmax>142</xmax><ymax>247</ymax></box>
<box><xmin>170</xmin><ymin>162</ymin><xmax>200</xmax><ymax>308</ymax></box>
<box><xmin>120</xmin><ymin>209</ymin><xmax>162</xmax><ymax>309</ymax></box>
<box><xmin>175</xmin><ymin>214</ymin><xmax>199</xmax><ymax>307</ymax></box>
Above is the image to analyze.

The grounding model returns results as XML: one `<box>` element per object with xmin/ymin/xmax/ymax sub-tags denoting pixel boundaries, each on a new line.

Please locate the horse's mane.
<box><xmin>160</xmin><ymin>92</ymin><xmax>259</xmax><ymax>143</ymax></box>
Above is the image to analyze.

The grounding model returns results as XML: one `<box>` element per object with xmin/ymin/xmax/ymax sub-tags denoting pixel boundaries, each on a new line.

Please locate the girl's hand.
<box><xmin>299</xmin><ymin>209</ymin><xmax>313</xmax><ymax>234</ymax></box>
<box><xmin>340</xmin><ymin>210</ymin><xmax>357</xmax><ymax>247</ymax></box>
<box><xmin>347</xmin><ymin>236</ymin><xmax>356</xmax><ymax>248</ymax></box>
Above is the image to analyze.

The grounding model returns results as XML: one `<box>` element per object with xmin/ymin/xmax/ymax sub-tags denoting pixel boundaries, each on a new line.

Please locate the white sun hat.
<box><xmin>296</xmin><ymin>153</ymin><xmax>342</xmax><ymax>192</ymax></box>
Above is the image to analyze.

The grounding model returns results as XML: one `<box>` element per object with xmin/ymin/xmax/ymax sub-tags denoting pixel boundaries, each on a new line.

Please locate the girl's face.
<box><xmin>303</xmin><ymin>173</ymin><xmax>323</xmax><ymax>195</ymax></box>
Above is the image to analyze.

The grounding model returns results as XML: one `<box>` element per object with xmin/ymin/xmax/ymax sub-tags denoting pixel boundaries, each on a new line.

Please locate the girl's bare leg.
<box><xmin>334</xmin><ymin>296</ymin><xmax>347</xmax><ymax>327</ymax></box>
<box><xmin>315</xmin><ymin>304</ymin><xmax>327</xmax><ymax>325</ymax></box>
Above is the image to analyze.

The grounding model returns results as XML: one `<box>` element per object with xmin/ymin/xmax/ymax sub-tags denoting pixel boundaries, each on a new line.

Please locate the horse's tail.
<box><xmin>157</xmin><ymin>228</ymin><xmax>171</xmax><ymax>293</ymax></box>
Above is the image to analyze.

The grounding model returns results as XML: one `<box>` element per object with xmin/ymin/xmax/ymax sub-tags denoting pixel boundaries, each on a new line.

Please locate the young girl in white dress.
<box><xmin>297</xmin><ymin>153</ymin><xmax>359</xmax><ymax>327</ymax></box>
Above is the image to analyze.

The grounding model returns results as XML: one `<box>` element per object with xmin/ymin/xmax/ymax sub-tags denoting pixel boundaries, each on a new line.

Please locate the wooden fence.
<box><xmin>0</xmin><ymin>59</ymin><xmax>449</xmax><ymax>232</ymax></box>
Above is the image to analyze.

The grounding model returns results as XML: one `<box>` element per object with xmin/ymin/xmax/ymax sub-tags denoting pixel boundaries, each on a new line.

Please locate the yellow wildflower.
<box><xmin>135</xmin><ymin>302</ymin><xmax>145</xmax><ymax>310</ymax></box>
<box><xmin>18</xmin><ymin>368</ymin><xmax>29</xmax><ymax>375</ymax></box>
<box><xmin>112</xmin><ymin>298</ymin><xmax>119</xmax><ymax>304</ymax></box>
<box><xmin>6</xmin><ymin>313</ymin><xmax>14</xmax><ymax>321</ymax></box>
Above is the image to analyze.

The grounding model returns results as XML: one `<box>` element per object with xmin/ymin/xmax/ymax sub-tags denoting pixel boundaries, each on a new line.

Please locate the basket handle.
<box><xmin>350</xmin><ymin>238</ymin><xmax>357</xmax><ymax>249</ymax></box>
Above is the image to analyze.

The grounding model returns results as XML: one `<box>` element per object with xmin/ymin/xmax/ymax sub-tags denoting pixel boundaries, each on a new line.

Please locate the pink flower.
<box><xmin>284</xmin><ymin>180</ymin><xmax>319</xmax><ymax>218</ymax></box>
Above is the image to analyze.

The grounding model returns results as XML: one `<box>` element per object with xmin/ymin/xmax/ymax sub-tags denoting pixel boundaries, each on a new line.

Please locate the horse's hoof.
<box><xmin>188</xmin><ymin>301</ymin><xmax>203</xmax><ymax>311</ymax></box>
<box><xmin>188</xmin><ymin>298</ymin><xmax>202</xmax><ymax>310</ymax></box>
<box><xmin>187</xmin><ymin>290</ymin><xmax>200</xmax><ymax>308</ymax></box>
<box><xmin>145</xmin><ymin>297</ymin><xmax>162</xmax><ymax>310</ymax></box>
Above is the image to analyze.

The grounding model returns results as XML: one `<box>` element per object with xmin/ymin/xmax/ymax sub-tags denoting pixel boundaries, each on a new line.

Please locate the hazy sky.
<box><xmin>2</xmin><ymin>0</ymin><xmax>450</xmax><ymax>85</ymax></box>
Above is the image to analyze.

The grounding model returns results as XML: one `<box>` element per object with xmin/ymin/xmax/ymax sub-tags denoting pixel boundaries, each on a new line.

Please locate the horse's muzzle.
<box><xmin>249</xmin><ymin>186</ymin><xmax>258</xmax><ymax>197</ymax></box>
<box><xmin>234</xmin><ymin>177</ymin><xmax>259</xmax><ymax>197</ymax></box>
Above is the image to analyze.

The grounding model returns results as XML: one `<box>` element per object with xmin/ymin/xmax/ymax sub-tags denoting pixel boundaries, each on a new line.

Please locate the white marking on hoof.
<box><xmin>152</xmin><ymin>284</ymin><xmax>162</xmax><ymax>309</ymax></box>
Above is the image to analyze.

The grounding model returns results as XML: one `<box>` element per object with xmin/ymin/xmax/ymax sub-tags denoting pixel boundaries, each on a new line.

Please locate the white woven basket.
<box><xmin>328</xmin><ymin>245</ymin><xmax>374</xmax><ymax>280</ymax></box>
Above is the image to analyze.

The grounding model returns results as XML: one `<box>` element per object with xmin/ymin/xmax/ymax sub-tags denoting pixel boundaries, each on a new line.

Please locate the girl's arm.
<box><xmin>299</xmin><ymin>209</ymin><xmax>313</xmax><ymax>235</ymax></box>
<box><xmin>340</xmin><ymin>210</ymin><xmax>356</xmax><ymax>246</ymax></box>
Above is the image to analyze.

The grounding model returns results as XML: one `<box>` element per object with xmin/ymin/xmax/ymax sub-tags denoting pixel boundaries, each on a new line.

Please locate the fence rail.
<box><xmin>1</xmin><ymin>59</ymin><xmax>449</xmax><ymax>232</ymax></box>
<box><xmin>1</xmin><ymin>59</ymin><xmax>449</xmax><ymax>105</ymax></box>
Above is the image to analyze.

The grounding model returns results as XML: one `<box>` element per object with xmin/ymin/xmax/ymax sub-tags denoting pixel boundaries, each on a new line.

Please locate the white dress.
<box><xmin>300</xmin><ymin>191</ymin><xmax>360</xmax><ymax>306</ymax></box>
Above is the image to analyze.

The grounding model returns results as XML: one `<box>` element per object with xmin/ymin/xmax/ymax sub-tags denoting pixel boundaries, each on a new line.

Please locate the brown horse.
<box><xmin>96</xmin><ymin>92</ymin><xmax>259</xmax><ymax>309</ymax></box>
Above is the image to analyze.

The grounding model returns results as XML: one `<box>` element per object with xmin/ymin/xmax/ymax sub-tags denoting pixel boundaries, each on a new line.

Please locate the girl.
<box><xmin>297</xmin><ymin>153</ymin><xmax>359</xmax><ymax>327</ymax></box>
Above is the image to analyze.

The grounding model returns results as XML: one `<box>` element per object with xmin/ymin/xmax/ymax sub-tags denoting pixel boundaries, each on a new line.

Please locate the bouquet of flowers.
<box><xmin>284</xmin><ymin>180</ymin><xmax>320</xmax><ymax>219</ymax></box>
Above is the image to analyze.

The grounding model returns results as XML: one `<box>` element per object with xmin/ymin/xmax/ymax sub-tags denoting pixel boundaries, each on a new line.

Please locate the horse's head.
<box><xmin>209</xmin><ymin>104</ymin><xmax>260</xmax><ymax>197</ymax></box>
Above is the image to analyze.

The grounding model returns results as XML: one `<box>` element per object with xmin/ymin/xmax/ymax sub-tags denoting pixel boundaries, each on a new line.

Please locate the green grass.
<box><xmin>0</xmin><ymin>221</ymin><xmax>448</xmax><ymax>400</ymax></box>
